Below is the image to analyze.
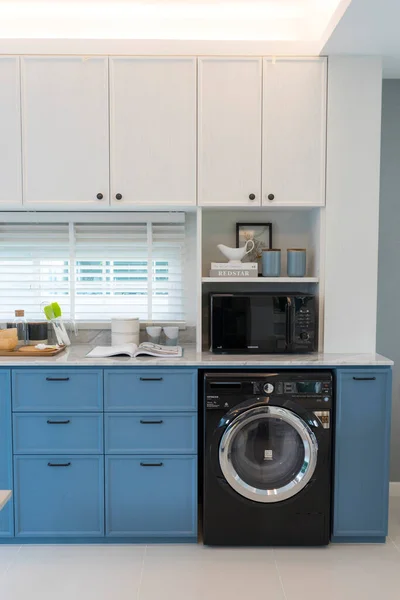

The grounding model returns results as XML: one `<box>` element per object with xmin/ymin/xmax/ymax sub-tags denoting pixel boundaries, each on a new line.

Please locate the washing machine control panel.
<box><xmin>263</xmin><ymin>382</ymin><xmax>274</xmax><ymax>394</ymax></box>
<box><xmin>253</xmin><ymin>378</ymin><xmax>332</xmax><ymax>399</ymax></box>
<box><xmin>205</xmin><ymin>372</ymin><xmax>333</xmax><ymax>410</ymax></box>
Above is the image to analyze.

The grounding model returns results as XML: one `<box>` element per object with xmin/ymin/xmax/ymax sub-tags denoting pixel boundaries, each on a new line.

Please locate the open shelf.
<box><xmin>202</xmin><ymin>277</ymin><xmax>319</xmax><ymax>284</ymax></box>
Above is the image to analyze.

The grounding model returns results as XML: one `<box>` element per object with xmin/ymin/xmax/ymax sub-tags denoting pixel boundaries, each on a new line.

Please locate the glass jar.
<box><xmin>13</xmin><ymin>310</ymin><xmax>29</xmax><ymax>346</ymax></box>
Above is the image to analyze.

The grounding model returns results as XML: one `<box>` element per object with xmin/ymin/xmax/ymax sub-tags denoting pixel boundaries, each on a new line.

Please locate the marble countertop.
<box><xmin>0</xmin><ymin>344</ymin><xmax>393</xmax><ymax>366</ymax></box>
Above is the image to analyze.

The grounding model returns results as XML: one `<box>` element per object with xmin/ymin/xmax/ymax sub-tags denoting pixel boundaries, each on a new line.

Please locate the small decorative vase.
<box><xmin>287</xmin><ymin>249</ymin><xmax>306</xmax><ymax>277</ymax></box>
<box><xmin>262</xmin><ymin>249</ymin><xmax>281</xmax><ymax>277</ymax></box>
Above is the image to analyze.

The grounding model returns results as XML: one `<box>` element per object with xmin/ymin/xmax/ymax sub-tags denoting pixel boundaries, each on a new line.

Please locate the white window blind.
<box><xmin>0</xmin><ymin>219</ymin><xmax>185</xmax><ymax>322</ymax></box>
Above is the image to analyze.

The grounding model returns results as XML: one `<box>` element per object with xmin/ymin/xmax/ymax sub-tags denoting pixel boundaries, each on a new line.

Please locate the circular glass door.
<box><xmin>219</xmin><ymin>406</ymin><xmax>318</xmax><ymax>503</ymax></box>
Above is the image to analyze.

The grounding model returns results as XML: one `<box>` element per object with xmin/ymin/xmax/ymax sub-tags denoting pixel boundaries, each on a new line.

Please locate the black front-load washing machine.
<box><xmin>203</xmin><ymin>371</ymin><xmax>333</xmax><ymax>546</ymax></box>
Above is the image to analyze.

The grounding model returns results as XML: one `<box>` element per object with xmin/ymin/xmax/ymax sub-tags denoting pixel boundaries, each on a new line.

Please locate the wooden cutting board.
<box><xmin>0</xmin><ymin>345</ymin><xmax>66</xmax><ymax>357</ymax></box>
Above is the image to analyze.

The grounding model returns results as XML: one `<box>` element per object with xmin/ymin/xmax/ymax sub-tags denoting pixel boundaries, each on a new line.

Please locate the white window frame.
<box><xmin>0</xmin><ymin>212</ymin><xmax>187</xmax><ymax>328</ymax></box>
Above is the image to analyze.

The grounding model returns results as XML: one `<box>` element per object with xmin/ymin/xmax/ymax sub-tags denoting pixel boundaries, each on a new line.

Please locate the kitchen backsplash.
<box><xmin>48</xmin><ymin>326</ymin><xmax>196</xmax><ymax>346</ymax></box>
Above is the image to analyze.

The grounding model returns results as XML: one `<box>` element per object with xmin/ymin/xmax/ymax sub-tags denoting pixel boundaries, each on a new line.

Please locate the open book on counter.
<box><xmin>86</xmin><ymin>342</ymin><xmax>183</xmax><ymax>359</ymax></box>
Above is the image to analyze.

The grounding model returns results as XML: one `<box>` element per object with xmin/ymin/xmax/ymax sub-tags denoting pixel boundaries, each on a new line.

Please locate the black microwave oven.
<box><xmin>209</xmin><ymin>293</ymin><xmax>316</xmax><ymax>354</ymax></box>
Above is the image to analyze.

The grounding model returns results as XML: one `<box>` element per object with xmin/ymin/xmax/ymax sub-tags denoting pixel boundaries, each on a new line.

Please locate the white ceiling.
<box><xmin>323</xmin><ymin>0</ymin><xmax>400</xmax><ymax>77</ymax></box>
<box><xmin>2</xmin><ymin>2</ymin><xmax>400</xmax><ymax>77</ymax></box>
<box><xmin>0</xmin><ymin>0</ymin><xmax>346</xmax><ymax>49</ymax></box>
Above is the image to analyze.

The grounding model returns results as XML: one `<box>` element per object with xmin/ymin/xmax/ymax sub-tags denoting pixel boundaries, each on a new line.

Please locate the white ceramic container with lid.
<box><xmin>111</xmin><ymin>318</ymin><xmax>140</xmax><ymax>345</ymax></box>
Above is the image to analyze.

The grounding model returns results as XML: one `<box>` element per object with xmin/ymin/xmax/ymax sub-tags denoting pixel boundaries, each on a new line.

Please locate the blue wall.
<box><xmin>377</xmin><ymin>79</ymin><xmax>400</xmax><ymax>481</ymax></box>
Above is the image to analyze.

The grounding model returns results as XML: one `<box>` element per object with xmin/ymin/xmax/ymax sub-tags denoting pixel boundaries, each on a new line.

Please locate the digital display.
<box><xmin>296</xmin><ymin>381</ymin><xmax>322</xmax><ymax>394</ymax></box>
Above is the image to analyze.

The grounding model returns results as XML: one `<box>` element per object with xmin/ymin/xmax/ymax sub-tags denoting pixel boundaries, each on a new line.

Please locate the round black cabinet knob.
<box><xmin>115</xmin><ymin>193</ymin><xmax>123</xmax><ymax>200</ymax></box>
<box><xmin>96</xmin><ymin>193</ymin><xmax>103</xmax><ymax>200</ymax></box>
<box><xmin>300</xmin><ymin>332</ymin><xmax>310</xmax><ymax>341</ymax></box>
<box><xmin>267</xmin><ymin>193</ymin><xmax>275</xmax><ymax>201</ymax></box>
<box><xmin>249</xmin><ymin>193</ymin><xmax>256</xmax><ymax>200</ymax></box>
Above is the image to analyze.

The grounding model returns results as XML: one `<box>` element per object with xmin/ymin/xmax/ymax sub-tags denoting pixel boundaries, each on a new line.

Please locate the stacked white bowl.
<box><xmin>111</xmin><ymin>318</ymin><xmax>140</xmax><ymax>346</ymax></box>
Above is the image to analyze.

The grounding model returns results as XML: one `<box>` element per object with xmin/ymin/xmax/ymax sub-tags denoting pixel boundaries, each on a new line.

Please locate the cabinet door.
<box><xmin>0</xmin><ymin>371</ymin><xmax>13</xmax><ymax>537</ymax></box>
<box><xmin>21</xmin><ymin>56</ymin><xmax>109</xmax><ymax>208</ymax></box>
<box><xmin>110</xmin><ymin>57</ymin><xmax>196</xmax><ymax>206</ymax></box>
<box><xmin>0</xmin><ymin>57</ymin><xmax>22</xmax><ymax>206</ymax></box>
<box><xmin>333</xmin><ymin>369</ymin><xmax>392</xmax><ymax>540</ymax></box>
<box><xmin>262</xmin><ymin>58</ymin><xmax>326</xmax><ymax>207</ymax></box>
<box><xmin>198</xmin><ymin>58</ymin><xmax>262</xmax><ymax>206</ymax></box>
<box><xmin>14</xmin><ymin>455</ymin><xmax>104</xmax><ymax>537</ymax></box>
<box><xmin>106</xmin><ymin>455</ymin><xmax>197</xmax><ymax>538</ymax></box>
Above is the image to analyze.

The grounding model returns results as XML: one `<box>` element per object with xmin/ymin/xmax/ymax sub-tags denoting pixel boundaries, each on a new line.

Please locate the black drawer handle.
<box><xmin>140</xmin><ymin>420</ymin><xmax>164</xmax><ymax>424</ymax></box>
<box><xmin>139</xmin><ymin>377</ymin><xmax>163</xmax><ymax>382</ymax></box>
<box><xmin>140</xmin><ymin>462</ymin><xmax>163</xmax><ymax>467</ymax></box>
<box><xmin>47</xmin><ymin>419</ymin><xmax>71</xmax><ymax>425</ymax></box>
<box><xmin>46</xmin><ymin>377</ymin><xmax>70</xmax><ymax>382</ymax></box>
<box><xmin>48</xmin><ymin>462</ymin><xmax>71</xmax><ymax>467</ymax></box>
<box><xmin>353</xmin><ymin>377</ymin><xmax>376</xmax><ymax>381</ymax></box>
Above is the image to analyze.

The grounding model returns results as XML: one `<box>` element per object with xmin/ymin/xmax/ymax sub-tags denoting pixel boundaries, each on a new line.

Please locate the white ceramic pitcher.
<box><xmin>217</xmin><ymin>239</ymin><xmax>255</xmax><ymax>265</ymax></box>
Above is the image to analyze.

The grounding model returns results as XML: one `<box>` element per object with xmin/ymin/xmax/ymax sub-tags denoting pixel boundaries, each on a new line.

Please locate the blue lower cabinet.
<box><xmin>0</xmin><ymin>370</ymin><xmax>13</xmax><ymax>537</ymax></box>
<box><xmin>106</xmin><ymin>455</ymin><xmax>197</xmax><ymax>538</ymax></box>
<box><xmin>104</xmin><ymin>369</ymin><xmax>197</xmax><ymax>411</ymax></box>
<box><xmin>333</xmin><ymin>368</ymin><xmax>392</xmax><ymax>542</ymax></box>
<box><xmin>105</xmin><ymin>413</ymin><xmax>197</xmax><ymax>454</ymax></box>
<box><xmin>12</xmin><ymin>369</ymin><xmax>103</xmax><ymax>412</ymax></box>
<box><xmin>14</xmin><ymin>455</ymin><xmax>104</xmax><ymax>538</ymax></box>
<box><xmin>13</xmin><ymin>413</ymin><xmax>103</xmax><ymax>455</ymax></box>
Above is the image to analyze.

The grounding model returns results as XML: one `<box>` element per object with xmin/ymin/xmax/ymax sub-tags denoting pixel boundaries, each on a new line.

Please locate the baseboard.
<box><xmin>390</xmin><ymin>482</ymin><xmax>400</xmax><ymax>497</ymax></box>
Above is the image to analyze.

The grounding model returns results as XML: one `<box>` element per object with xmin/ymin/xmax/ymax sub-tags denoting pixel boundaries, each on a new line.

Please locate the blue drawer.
<box><xmin>13</xmin><ymin>413</ymin><xmax>103</xmax><ymax>455</ymax></box>
<box><xmin>104</xmin><ymin>369</ymin><xmax>197</xmax><ymax>412</ymax></box>
<box><xmin>14</xmin><ymin>455</ymin><xmax>104</xmax><ymax>537</ymax></box>
<box><xmin>105</xmin><ymin>413</ymin><xmax>197</xmax><ymax>454</ymax></box>
<box><xmin>105</xmin><ymin>455</ymin><xmax>197</xmax><ymax>537</ymax></box>
<box><xmin>12</xmin><ymin>369</ymin><xmax>103</xmax><ymax>412</ymax></box>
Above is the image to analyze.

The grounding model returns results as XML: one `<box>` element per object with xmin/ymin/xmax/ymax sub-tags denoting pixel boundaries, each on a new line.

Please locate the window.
<box><xmin>0</xmin><ymin>217</ymin><xmax>186</xmax><ymax>322</ymax></box>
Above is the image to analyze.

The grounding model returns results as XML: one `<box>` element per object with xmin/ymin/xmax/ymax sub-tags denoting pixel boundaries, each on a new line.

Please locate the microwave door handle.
<box><xmin>290</xmin><ymin>303</ymin><xmax>296</xmax><ymax>345</ymax></box>
<box><xmin>285</xmin><ymin>303</ymin><xmax>290</xmax><ymax>347</ymax></box>
<box><xmin>286</xmin><ymin>299</ymin><xmax>294</xmax><ymax>347</ymax></box>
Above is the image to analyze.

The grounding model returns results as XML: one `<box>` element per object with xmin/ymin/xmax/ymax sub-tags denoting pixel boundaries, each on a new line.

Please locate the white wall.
<box><xmin>324</xmin><ymin>56</ymin><xmax>383</xmax><ymax>353</ymax></box>
<box><xmin>376</xmin><ymin>80</ymin><xmax>400</xmax><ymax>481</ymax></box>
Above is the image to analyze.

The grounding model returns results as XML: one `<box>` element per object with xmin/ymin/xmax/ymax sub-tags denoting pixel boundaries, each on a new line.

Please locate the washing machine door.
<box><xmin>219</xmin><ymin>405</ymin><xmax>318</xmax><ymax>503</ymax></box>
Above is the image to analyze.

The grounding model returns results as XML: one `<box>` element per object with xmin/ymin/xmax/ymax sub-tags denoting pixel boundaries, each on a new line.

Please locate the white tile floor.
<box><xmin>1</xmin><ymin>497</ymin><xmax>400</xmax><ymax>600</ymax></box>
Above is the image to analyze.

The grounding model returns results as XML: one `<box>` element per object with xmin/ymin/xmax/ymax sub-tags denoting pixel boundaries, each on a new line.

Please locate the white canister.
<box><xmin>111</xmin><ymin>318</ymin><xmax>140</xmax><ymax>346</ymax></box>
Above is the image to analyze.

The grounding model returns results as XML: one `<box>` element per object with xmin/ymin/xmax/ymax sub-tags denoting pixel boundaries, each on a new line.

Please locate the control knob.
<box><xmin>300</xmin><ymin>332</ymin><xmax>310</xmax><ymax>341</ymax></box>
<box><xmin>263</xmin><ymin>383</ymin><xmax>274</xmax><ymax>394</ymax></box>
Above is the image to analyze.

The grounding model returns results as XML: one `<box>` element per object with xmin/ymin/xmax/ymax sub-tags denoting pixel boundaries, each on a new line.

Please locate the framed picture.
<box><xmin>236</xmin><ymin>223</ymin><xmax>273</xmax><ymax>273</ymax></box>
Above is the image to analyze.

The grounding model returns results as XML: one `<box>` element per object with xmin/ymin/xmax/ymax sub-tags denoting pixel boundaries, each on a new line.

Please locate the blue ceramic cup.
<box><xmin>287</xmin><ymin>249</ymin><xmax>306</xmax><ymax>277</ymax></box>
<box><xmin>262</xmin><ymin>249</ymin><xmax>281</xmax><ymax>277</ymax></box>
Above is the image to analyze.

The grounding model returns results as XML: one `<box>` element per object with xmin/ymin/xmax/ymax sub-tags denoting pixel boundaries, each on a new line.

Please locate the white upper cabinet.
<box><xmin>21</xmin><ymin>57</ymin><xmax>109</xmax><ymax>207</ymax></box>
<box><xmin>262</xmin><ymin>58</ymin><xmax>327</xmax><ymax>207</ymax></box>
<box><xmin>198</xmin><ymin>58</ymin><xmax>262</xmax><ymax>207</ymax></box>
<box><xmin>110</xmin><ymin>57</ymin><xmax>196</xmax><ymax>206</ymax></box>
<box><xmin>0</xmin><ymin>57</ymin><xmax>22</xmax><ymax>206</ymax></box>
<box><xmin>13</xmin><ymin>54</ymin><xmax>327</xmax><ymax>211</ymax></box>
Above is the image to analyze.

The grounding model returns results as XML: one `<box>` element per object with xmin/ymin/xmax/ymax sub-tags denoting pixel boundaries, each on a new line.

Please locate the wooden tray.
<box><xmin>0</xmin><ymin>345</ymin><xmax>66</xmax><ymax>357</ymax></box>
